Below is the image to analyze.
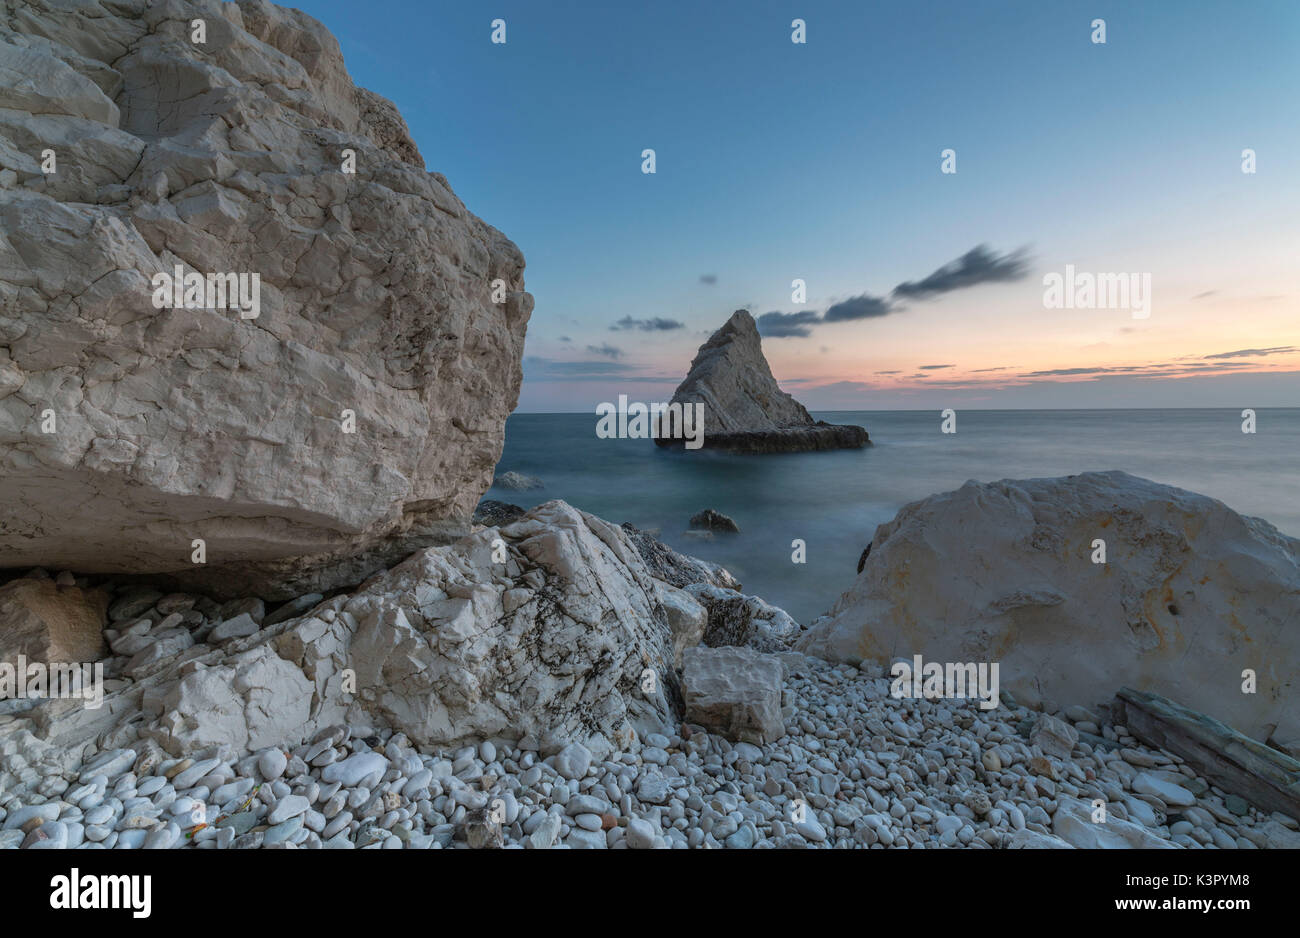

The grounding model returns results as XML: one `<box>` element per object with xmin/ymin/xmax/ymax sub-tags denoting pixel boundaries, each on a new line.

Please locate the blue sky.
<box><xmin>293</xmin><ymin>0</ymin><xmax>1299</xmax><ymax>411</ymax></box>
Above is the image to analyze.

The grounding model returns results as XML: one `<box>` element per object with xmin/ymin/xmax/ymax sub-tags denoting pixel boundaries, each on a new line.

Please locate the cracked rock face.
<box><xmin>796</xmin><ymin>471</ymin><xmax>1300</xmax><ymax>743</ymax></box>
<box><xmin>681</xmin><ymin>644</ymin><xmax>785</xmax><ymax>745</ymax></box>
<box><xmin>0</xmin><ymin>575</ymin><xmax>109</xmax><ymax>668</ymax></box>
<box><xmin>9</xmin><ymin>501</ymin><xmax>688</xmax><ymax>769</ymax></box>
<box><xmin>0</xmin><ymin>0</ymin><xmax>533</xmax><ymax>598</ymax></box>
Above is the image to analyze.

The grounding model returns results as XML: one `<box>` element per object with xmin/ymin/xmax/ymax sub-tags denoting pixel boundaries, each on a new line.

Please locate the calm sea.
<box><xmin>490</xmin><ymin>409</ymin><xmax>1299</xmax><ymax>624</ymax></box>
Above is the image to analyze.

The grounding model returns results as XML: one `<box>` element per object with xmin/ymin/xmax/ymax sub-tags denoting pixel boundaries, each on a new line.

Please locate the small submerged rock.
<box><xmin>493</xmin><ymin>471</ymin><xmax>544</xmax><ymax>491</ymax></box>
<box><xmin>689</xmin><ymin>509</ymin><xmax>740</xmax><ymax>533</ymax></box>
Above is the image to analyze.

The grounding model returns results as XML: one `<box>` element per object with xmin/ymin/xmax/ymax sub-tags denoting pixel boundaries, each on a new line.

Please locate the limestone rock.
<box><xmin>462</xmin><ymin>806</ymin><xmax>504</xmax><ymax>849</ymax></box>
<box><xmin>682</xmin><ymin>644</ymin><xmax>785</xmax><ymax>744</ymax></box>
<box><xmin>620</xmin><ymin>522</ymin><xmax>741</xmax><ymax>591</ymax></box>
<box><xmin>148</xmin><ymin>646</ymin><xmax>313</xmax><ymax>756</ymax></box>
<box><xmin>687</xmin><ymin>582</ymin><xmax>801</xmax><ymax>653</ymax></box>
<box><xmin>655</xmin><ymin>310</ymin><xmax>868</xmax><ymax>452</ymax></box>
<box><xmin>658</xmin><ymin>584</ymin><xmax>706</xmax><ymax>668</ymax></box>
<box><xmin>797</xmin><ymin>471</ymin><xmax>1300</xmax><ymax>742</ymax></box>
<box><xmin>1114</xmin><ymin>687</ymin><xmax>1300</xmax><ymax>820</ymax></box>
<box><xmin>1051</xmin><ymin>798</ymin><xmax>1177</xmax><ymax>849</ymax></box>
<box><xmin>472</xmin><ymin>499</ymin><xmax>527</xmax><ymax>527</ymax></box>
<box><xmin>1007</xmin><ymin>828</ymin><xmax>1074</xmax><ymax>849</ymax></box>
<box><xmin>129</xmin><ymin>500</ymin><xmax>686</xmax><ymax>759</ymax></box>
<box><xmin>0</xmin><ymin>0</ymin><xmax>533</xmax><ymax>599</ymax></box>
<box><xmin>0</xmin><ymin>576</ymin><xmax>108</xmax><ymax>669</ymax></box>
<box><xmin>1030</xmin><ymin>713</ymin><xmax>1079</xmax><ymax>760</ymax></box>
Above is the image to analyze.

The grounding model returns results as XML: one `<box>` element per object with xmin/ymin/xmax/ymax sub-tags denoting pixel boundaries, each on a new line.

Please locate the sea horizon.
<box><xmin>491</xmin><ymin>407</ymin><xmax>1300</xmax><ymax>623</ymax></box>
<box><xmin>513</xmin><ymin>405</ymin><xmax>1299</xmax><ymax>415</ymax></box>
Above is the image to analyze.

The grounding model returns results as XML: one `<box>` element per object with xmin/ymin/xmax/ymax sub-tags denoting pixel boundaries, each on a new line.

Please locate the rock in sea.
<box><xmin>654</xmin><ymin>310</ymin><xmax>868</xmax><ymax>453</ymax></box>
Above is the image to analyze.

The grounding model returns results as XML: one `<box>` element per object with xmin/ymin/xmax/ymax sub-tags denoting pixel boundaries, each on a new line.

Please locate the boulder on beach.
<box><xmin>682</xmin><ymin>644</ymin><xmax>785</xmax><ymax>744</ymax></box>
<box><xmin>796</xmin><ymin>471</ymin><xmax>1300</xmax><ymax>743</ymax></box>
<box><xmin>687</xmin><ymin>582</ymin><xmax>801</xmax><ymax>653</ymax></box>
<box><xmin>3</xmin><ymin>499</ymin><xmax>803</xmax><ymax>772</ymax></box>
<box><xmin>654</xmin><ymin>310</ymin><xmax>868</xmax><ymax>453</ymax></box>
<box><xmin>0</xmin><ymin>0</ymin><xmax>532</xmax><ymax>600</ymax></box>
<box><xmin>0</xmin><ymin>575</ymin><xmax>109</xmax><ymax>671</ymax></box>
<box><xmin>155</xmin><ymin>500</ymin><xmax>686</xmax><ymax>758</ymax></box>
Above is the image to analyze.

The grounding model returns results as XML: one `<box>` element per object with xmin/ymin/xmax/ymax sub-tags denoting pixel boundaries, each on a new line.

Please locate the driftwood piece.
<box><xmin>1114</xmin><ymin>687</ymin><xmax>1300</xmax><ymax>819</ymax></box>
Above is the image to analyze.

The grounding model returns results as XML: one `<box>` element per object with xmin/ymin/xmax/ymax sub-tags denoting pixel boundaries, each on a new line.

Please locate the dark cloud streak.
<box><xmin>610</xmin><ymin>316</ymin><xmax>686</xmax><ymax>332</ymax></box>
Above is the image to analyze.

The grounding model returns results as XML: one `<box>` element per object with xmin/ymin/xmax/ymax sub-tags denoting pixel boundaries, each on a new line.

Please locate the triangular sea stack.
<box><xmin>656</xmin><ymin>310</ymin><xmax>868</xmax><ymax>452</ymax></box>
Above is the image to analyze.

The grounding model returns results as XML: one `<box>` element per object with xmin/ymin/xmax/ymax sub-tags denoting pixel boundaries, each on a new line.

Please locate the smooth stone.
<box><xmin>322</xmin><ymin>811</ymin><xmax>353</xmax><ymax>840</ymax></box>
<box><xmin>725</xmin><ymin>824</ymin><xmax>756</xmax><ymax>849</ymax></box>
<box><xmin>172</xmin><ymin>759</ymin><xmax>219</xmax><ymax>790</ymax></box>
<box><xmin>263</xmin><ymin>814</ymin><xmax>304</xmax><ymax>845</ymax></box>
<box><xmin>144</xmin><ymin>823</ymin><xmax>180</xmax><ymax>849</ymax></box>
<box><xmin>136</xmin><ymin>776</ymin><xmax>167</xmax><ymax>797</ymax></box>
<box><xmin>212</xmin><ymin>778</ymin><xmax>255</xmax><ymax>804</ymax></box>
<box><xmin>84</xmin><ymin>805</ymin><xmax>115</xmax><ymax>826</ymax></box>
<box><xmin>24</xmin><ymin>820</ymin><xmax>68</xmax><ymax>849</ymax></box>
<box><xmin>554</xmin><ymin>743</ymin><xmax>592</xmax><ymax>781</ymax></box>
<box><xmin>258</xmin><ymin>749</ymin><xmax>288</xmax><ymax>782</ymax></box>
<box><xmin>401</xmin><ymin>770</ymin><xmax>433</xmax><ymax>800</ymax></box>
<box><xmin>1133</xmin><ymin>772</ymin><xmax>1196</xmax><ymax>807</ymax></box>
<box><xmin>564</xmin><ymin>827</ymin><xmax>607</xmax><ymax>849</ymax></box>
<box><xmin>625</xmin><ymin>818</ymin><xmax>657</xmax><ymax>849</ymax></box>
<box><xmin>322</xmin><ymin>752</ymin><xmax>387</xmax><ymax>787</ymax></box>
<box><xmin>215</xmin><ymin>812</ymin><xmax>258</xmax><ymax>836</ymax></box>
<box><xmin>3</xmin><ymin>804</ymin><xmax>60</xmax><ymax>830</ymax></box>
<box><xmin>795</xmin><ymin>814</ymin><xmax>828</xmax><ymax>843</ymax></box>
<box><xmin>565</xmin><ymin>794</ymin><xmax>608</xmax><ymax>816</ymax></box>
<box><xmin>1224</xmin><ymin>795</ymin><xmax>1250</xmax><ymax>817</ymax></box>
<box><xmin>79</xmin><ymin>749</ymin><xmax>135</xmax><ymax>784</ymax></box>
<box><xmin>574</xmin><ymin>813</ymin><xmax>603</xmax><ymax>832</ymax></box>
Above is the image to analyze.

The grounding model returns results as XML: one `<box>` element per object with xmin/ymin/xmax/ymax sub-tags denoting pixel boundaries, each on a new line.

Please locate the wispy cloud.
<box><xmin>756</xmin><ymin>310</ymin><xmax>821</xmax><ymax>337</ymax></box>
<box><xmin>822</xmin><ymin>293</ymin><xmax>896</xmax><ymax>322</ymax></box>
<box><xmin>892</xmin><ymin>244</ymin><xmax>1030</xmax><ymax>299</ymax></box>
<box><xmin>611</xmin><ymin>316</ymin><xmax>685</xmax><ymax>332</ymax></box>
<box><xmin>919</xmin><ymin>363</ymin><xmax>954</xmax><ymax>370</ymax></box>
<box><xmin>523</xmin><ymin>356</ymin><xmax>678</xmax><ymax>382</ymax></box>
<box><xmin>699</xmin><ymin>274</ymin><xmax>717</xmax><ymax>285</ymax></box>
<box><xmin>1203</xmin><ymin>346</ymin><xmax>1296</xmax><ymax>359</ymax></box>
<box><xmin>586</xmin><ymin>343</ymin><xmax>623</xmax><ymax>359</ymax></box>
<box><xmin>756</xmin><ymin>243</ymin><xmax>1029</xmax><ymax>338</ymax></box>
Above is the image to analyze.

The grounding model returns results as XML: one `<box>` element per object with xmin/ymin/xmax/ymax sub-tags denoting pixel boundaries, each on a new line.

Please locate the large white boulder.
<box><xmin>796</xmin><ymin>471</ymin><xmax>1300</xmax><ymax>742</ymax></box>
<box><xmin>0</xmin><ymin>0</ymin><xmax>532</xmax><ymax>598</ymax></box>
<box><xmin>133</xmin><ymin>501</ymin><xmax>686</xmax><ymax>759</ymax></box>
